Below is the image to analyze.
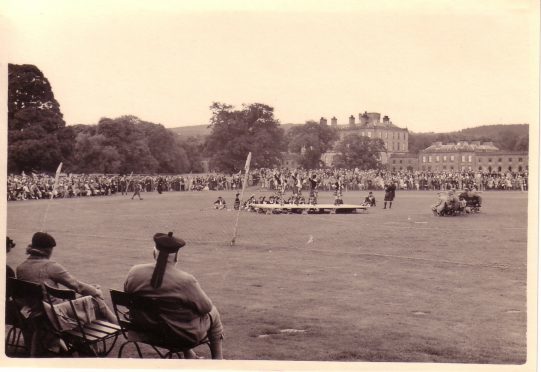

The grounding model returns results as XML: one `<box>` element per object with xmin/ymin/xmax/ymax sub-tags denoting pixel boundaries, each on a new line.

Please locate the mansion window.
<box><xmin>450</xmin><ymin>155</ymin><xmax>455</xmax><ymax>161</ymax></box>
<box><xmin>518</xmin><ymin>157</ymin><xmax>523</xmax><ymax>162</ymax></box>
<box><xmin>435</xmin><ymin>156</ymin><xmax>440</xmax><ymax>162</ymax></box>
<box><xmin>508</xmin><ymin>158</ymin><xmax>512</xmax><ymax>162</ymax></box>
<box><xmin>422</xmin><ymin>156</ymin><xmax>426</xmax><ymax>163</ymax></box>
<box><xmin>443</xmin><ymin>155</ymin><xmax>447</xmax><ymax>162</ymax></box>
<box><xmin>461</xmin><ymin>155</ymin><xmax>466</xmax><ymax>162</ymax></box>
<box><xmin>468</xmin><ymin>155</ymin><xmax>472</xmax><ymax>163</ymax></box>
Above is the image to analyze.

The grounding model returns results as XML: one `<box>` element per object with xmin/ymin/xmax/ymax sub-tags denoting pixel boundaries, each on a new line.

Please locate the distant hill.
<box><xmin>411</xmin><ymin>124</ymin><xmax>529</xmax><ymax>138</ymax></box>
<box><xmin>169</xmin><ymin>122</ymin><xmax>301</xmax><ymax>137</ymax></box>
<box><xmin>408</xmin><ymin>124</ymin><xmax>529</xmax><ymax>153</ymax></box>
<box><xmin>169</xmin><ymin>124</ymin><xmax>210</xmax><ymax>138</ymax></box>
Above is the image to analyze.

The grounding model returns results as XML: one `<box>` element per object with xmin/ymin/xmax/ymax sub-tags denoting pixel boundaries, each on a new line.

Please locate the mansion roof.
<box><xmin>421</xmin><ymin>141</ymin><xmax>499</xmax><ymax>153</ymax></box>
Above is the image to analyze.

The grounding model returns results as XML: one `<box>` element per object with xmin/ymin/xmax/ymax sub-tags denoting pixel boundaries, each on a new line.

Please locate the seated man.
<box><xmin>213</xmin><ymin>196</ymin><xmax>226</xmax><ymax>210</ymax></box>
<box><xmin>124</xmin><ymin>232</ymin><xmax>224</xmax><ymax>359</ymax></box>
<box><xmin>464</xmin><ymin>187</ymin><xmax>482</xmax><ymax>207</ymax></box>
<box><xmin>363</xmin><ymin>192</ymin><xmax>376</xmax><ymax>207</ymax></box>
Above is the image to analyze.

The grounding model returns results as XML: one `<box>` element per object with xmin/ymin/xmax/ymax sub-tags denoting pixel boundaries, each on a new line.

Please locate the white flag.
<box><xmin>50</xmin><ymin>162</ymin><xmax>63</xmax><ymax>197</ymax></box>
<box><xmin>244</xmin><ymin>152</ymin><xmax>252</xmax><ymax>173</ymax></box>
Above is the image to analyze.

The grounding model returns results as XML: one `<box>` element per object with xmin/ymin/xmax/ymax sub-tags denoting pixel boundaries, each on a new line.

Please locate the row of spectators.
<box><xmin>7</xmin><ymin>168</ymin><xmax>528</xmax><ymax>201</ymax></box>
<box><xmin>254</xmin><ymin>168</ymin><xmax>529</xmax><ymax>193</ymax></box>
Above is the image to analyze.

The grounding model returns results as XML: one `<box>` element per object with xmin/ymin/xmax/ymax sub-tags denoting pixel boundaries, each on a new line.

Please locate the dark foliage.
<box><xmin>8</xmin><ymin>64</ymin><xmax>67</xmax><ymax>172</ymax></box>
<box><xmin>334</xmin><ymin>134</ymin><xmax>386</xmax><ymax>169</ymax></box>
<box><xmin>69</xmin><ymin>116</ymin><xmax>196</xmax><ymax>174</ymax></box>
<box><xmin>287</xmin><ymin>121</ymin><xmax>339</xmax><ymax>168</ymax></box>
<box><xmin>204</xmin><ymin>102</ymin><xmax>286</xmax><ymax>172</ymax></box>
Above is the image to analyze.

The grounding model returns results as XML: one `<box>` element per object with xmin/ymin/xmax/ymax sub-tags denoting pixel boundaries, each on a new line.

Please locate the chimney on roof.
<box><xmin>349</xmin><ymin>115</ymin><xmax>355</xmax><ymax>127</ymax></box>
<box><xmin>434</xmin><ymin>141</ymin><xmax>443</xmax><ymax>147</ymax></box>
<box><xmin>383</xmin><ymin>115</ymin><xmax>390</xmax><ymax>125</ymax></box>
<box><xmin>320</xmin><ymin>117</ymin><xmax>327</xmax><ymax>126</ymax></box>
<box><xmin>367</xmin><ymin>113</ymin><xmax>381</xmax><ymax>125</ymax></box>
<box><xmin>331</xmin><ymin>116</ymin><xmax>337</xmax><ymax>127</ymax></box>
<box><xmin>359</xmin><ymin>111</ymin><xmax>369</xmax><ymax>126</ymax></box>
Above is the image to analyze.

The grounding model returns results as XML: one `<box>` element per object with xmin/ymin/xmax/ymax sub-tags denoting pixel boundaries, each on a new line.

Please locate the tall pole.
<box><xmin>231</xmin><ymin>152</ymin><xmax>252</xmax><ymax>246</ymax></box>
<box><xmin>40</xmin><ymin>162</ymin><xmax>63</xmax><ymax>231</ymax></box>
<box><xmin>125</xmin><ymin>171</ymin><xmax>133</xmax><ymax>194</ymax></box>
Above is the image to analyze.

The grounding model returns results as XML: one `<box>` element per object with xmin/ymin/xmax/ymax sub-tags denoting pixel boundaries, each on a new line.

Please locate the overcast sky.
<box><xmin>3</xmin><ymin>0</ymin><xmax>539</xmax><ymax>132</ymax></box>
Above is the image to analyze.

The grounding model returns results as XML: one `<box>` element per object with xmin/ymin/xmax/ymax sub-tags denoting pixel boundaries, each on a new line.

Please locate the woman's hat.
<box><xmin>31</xmin><ymin>232</ymin><xmax>56</xmax><ymax>249</ymax></box>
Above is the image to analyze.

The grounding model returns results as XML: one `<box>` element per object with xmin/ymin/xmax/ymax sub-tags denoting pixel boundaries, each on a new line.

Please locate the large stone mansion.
<box><xmin>280</xmin><ymin>111</ymin><xmax>528</xmax><ymax>173</ymax></box>
<box><xmin>320</xmin><ymin>111</ymin><xmax>409</xmax><ymax>166</ymax></box>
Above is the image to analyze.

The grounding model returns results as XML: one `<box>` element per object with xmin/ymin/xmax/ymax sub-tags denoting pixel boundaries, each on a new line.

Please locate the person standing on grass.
<box><xmin>233</xmin><ymin>193</ymin><xmax>240</xmax><ymax>210</ymax></box>
<box><xmin>383</xmin><ymin>182</ymin><xmax>396</xmax><ymax>209</ymax></box>
<box><xmin>124</xmin><ymin>232</ymin><xmax>224</xmax><ymax>359</ymax></box>
<box><xmin>131</xmin><ymin>180</ymin><xmax>143</xmax><ymax>200</ymax></box>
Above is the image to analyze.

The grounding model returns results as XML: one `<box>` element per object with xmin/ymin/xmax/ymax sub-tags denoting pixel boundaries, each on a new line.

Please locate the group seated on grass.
<box><xmin>7</xmin><ymin>168</ymin><xmax>528</xmax><ymax>201</ymax></box>
<box><xmin>5</xmin><ymin>232</ymin><xmax>224</xmax><ymax>359</ymax></box>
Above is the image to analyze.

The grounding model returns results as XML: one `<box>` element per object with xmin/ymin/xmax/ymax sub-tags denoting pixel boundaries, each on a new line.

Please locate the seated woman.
<box><xmin>16</xmin><ymin>232</ymin><xmax>117</xmax><ymax>355</ymax></box>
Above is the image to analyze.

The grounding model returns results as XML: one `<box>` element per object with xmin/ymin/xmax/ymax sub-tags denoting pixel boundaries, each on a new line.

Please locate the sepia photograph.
<box><xmin>1</xmin><ymin>0</ymin><xmax>539</xmax><ymax>371</ymax></box>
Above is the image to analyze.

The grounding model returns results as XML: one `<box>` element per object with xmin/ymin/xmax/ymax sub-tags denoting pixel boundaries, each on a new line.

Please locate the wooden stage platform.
<box><xmin>250</xmin><ymin>203</ymin><xmax>369</xmax><ymax>214</ymax></box>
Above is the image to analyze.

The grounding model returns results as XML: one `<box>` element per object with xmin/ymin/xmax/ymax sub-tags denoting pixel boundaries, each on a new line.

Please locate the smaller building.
<box><xmin>476</xmin><ymin>151</ymin><xmax>528</xmax><ymax>173</ymax></box>
<box><xmin>418</xmin><ymin>141</ymin><xmax>528</xmax><ymax>172</ymax></box>
<box><xmin>388</xmin><ymin>153</ymin><xmax>419</xmax><ymax>171</ymax></box>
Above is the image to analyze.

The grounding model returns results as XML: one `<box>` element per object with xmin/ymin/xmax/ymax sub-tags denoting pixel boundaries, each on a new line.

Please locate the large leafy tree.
<box><xmin>8</xmin><ymin>64</ymin><xmax>70</xmax><ymax>173</ymax></box>
<box><xmin>70</xmin><ymin>116</ymin><xmax>194</xmax><ymax>174</ymax></box>
<box><xmin>205</xmin><ymin>102</ymin><xmax>285</xmax><ymax>172</ymax></box>
<box><xmin>334</xmin><ymin>134</ymin><xmax>386</xmax><ymax>169</ymax></box>
<box><xmin>287</xmin><ymin>120</ymin><xmax>338</xmax><ymax>168</ymax></box>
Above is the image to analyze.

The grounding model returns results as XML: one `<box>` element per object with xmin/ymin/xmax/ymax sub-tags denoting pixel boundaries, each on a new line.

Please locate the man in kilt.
<box><xmin>383</xmin><ymin>181</ymin><xmax>396</xmax><ymax>209</ymax></box>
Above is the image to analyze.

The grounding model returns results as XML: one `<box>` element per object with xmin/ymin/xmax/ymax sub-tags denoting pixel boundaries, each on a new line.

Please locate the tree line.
<box><xmin>7</xmin><ymin>64</ymin><xmax>529</xmax><ymax>175</ymax></box>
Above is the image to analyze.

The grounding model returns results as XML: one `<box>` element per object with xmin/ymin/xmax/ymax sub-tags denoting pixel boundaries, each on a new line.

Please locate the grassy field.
<box><xmin>5</xmin><ymin>188</ymin><xmax>528</xmax><ymax>363</ymax></box>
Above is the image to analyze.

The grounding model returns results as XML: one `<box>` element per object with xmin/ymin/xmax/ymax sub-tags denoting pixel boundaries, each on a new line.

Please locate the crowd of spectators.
<box><xmin>252</xmin><ymin>168</ymin><xmax>528</xmax><ymax>193</ymax></box>
<box><xmin>7</xmin><ymin>168</ymin><xmax>528</xmax><ymax>201</ymax></box>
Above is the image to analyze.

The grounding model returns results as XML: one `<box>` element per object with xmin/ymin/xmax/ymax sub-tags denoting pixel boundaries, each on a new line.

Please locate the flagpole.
<box><xmin>40</xmin><ymin>162</ymin><xmax>63</xmax><ymax>232</ymax></box>
<box><xmin>231</xmin><ymin>152</ymin><xmax>252</xmax><ymax>246</ymax></box>
<box><xmin>125</xmin><ymin>171</ymin><xmax>133</xmax><ymax>195</ymax></box>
